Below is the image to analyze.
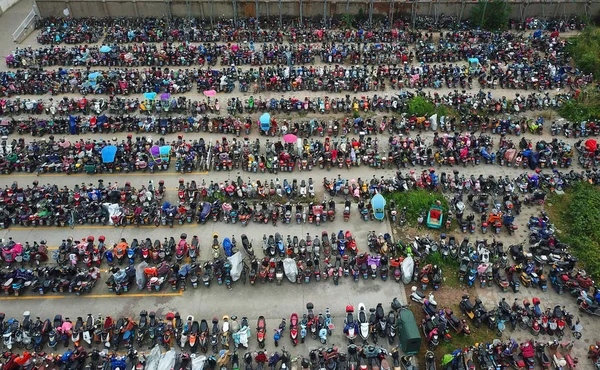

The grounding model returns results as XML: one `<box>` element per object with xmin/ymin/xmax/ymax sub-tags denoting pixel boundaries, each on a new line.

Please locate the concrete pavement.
<box><xmin>0</xmin><ymin>4</ymin><xmax>595</xmax><ymax>363</ymax></box>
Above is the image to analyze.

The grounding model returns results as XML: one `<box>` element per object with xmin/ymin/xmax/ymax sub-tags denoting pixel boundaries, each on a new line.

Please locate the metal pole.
<box><xmin>300</xmin><ymin>0</ymin><xmax>303</xmax><ymax>25</ymax></box>
<box><xmin>585</xmin><ymin>2</ymin><xmax>590</xmax><ymax>20</ymax></box>
<box><xmin>256</xmin><ymin>0</ymin><xmax>259</xmax><ymax>25</ymax></box>
<box><xmin>323</xmin><ymin>0</ymin><xmax>327</xmax><ymax>27</ymax></box>
<box><xmin>369</xmin><ymin>0</ymin><xmax>373</xmax><ymax>26</ymax></box>
<box><xmin>232</xmin><ymin>0</ymin><xmax>237</xmax><ymax>25</ymax></box>
<box><xmin>411</xmin><ymin>2</ymin><xmax>416</xmax><ymax>29</ymax></box>
<box><xmin>165</xmin><ymin>0</ymin><xmax>172</xmax><ymax>21</ymax></box>
<box><xmin>346</xmin><ymin>0</ymin><xmax>349</xmax><ymax>13</ymax></box>
<box><xmin>210</xmin><ymin>0</ymin><xmax>214</xmax><ymax>27</ymax></box>
<box><xmin>458</xmin><ymin>0</ymin><xmax>465</xmax><ymax>22</ymax></box>
<box><xmin>389</xmin><ymin>0</ymin><xmax>394</xmax><ymax>26</ymax></box>
<box><xmin>541</xmin><ymin>1</ymin><xmax>546</xmax><ymax>21</ymax></box>
<box><xmin>279</xmin><ymin>0</ymin><xmax>282</xmax><ymax>29</ymax></box>
<box><xmin>480</xmin><ymin>0</ymin><xmax>487</xmax><ymax>28</ymax></box>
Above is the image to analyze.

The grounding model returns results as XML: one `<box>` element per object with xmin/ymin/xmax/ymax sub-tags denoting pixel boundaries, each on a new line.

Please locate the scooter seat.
<box><xmin>449</xmin><ymin>314</ymin><xmax>460</xmax><ymax>326</ymax></box>
<box><xmin>553</xmin><ymin>354</ymin><xmax>567</xmax><ymax>367</ymax></box>
<box><xmin>346</xmin><ymin>313</ymin><xmax>353</xmax><ymax>324</ymax></box>
<box><xmin>414</xmin><ymin>291</ymin><xmax>425</xmax><ymax>299</ymax></box>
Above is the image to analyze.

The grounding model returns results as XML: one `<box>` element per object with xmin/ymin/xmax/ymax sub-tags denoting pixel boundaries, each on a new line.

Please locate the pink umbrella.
<box><xmin>203</xmin><ymin>90</ymin><xmax>216</xmax><ymax>97</ymax></box>
<box><xmin>283</xmin><ymin>134</ymin><xmax>298</xmax><ymax>144</ymax></box>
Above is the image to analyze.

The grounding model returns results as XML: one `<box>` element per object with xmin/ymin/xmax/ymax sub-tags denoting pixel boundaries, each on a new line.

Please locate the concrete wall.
<box><xmin>0</xmin><ymin>0</ymin><xmax>20</xmax><ymax>13</ymax></box>
<box><xmin>34</xmin><ymin>0</ymin><xmax>600</xmax><ymax>22</ymax></box>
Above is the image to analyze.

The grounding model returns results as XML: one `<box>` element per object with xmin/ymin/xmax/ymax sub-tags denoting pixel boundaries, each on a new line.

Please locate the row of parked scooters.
<box><xmin>0</xmin><ymin>238</ymin><xmax>101</xmax><ymax>296</ymax></box>
<box><xmin>0</xmin><ymin>317</ymin><xmax>587</xmax><ymax>370</ymax></box>
<box><xmin>0</xmin><ymin>300</ymin><xmax>401</xmax><ymax>351</ymax></box>
<box><xmin>511</xmin><ymin>211</ymin><xmax>600</xmax><ymax>318</ymax></box>
<box><xmin>0</xmin><ymin>163</ymin><xmax>580</xmax><ymax>230</ymax></box>
<box><xmin>409</xmin><ymin>284</ymin><xmax>583</xmax><ymax>365</ymax></box>
<box><xmin>0</xmin><ymin>343</ymin><xmax>428</xmax><ymax>370</ymax></box>
<box><xmin>103</xmin><ymin>231</ymin><xmax>400</xmax><ymax>294</ymax></box>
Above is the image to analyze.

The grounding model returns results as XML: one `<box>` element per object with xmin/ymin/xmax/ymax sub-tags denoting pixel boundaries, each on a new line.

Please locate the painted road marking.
<box><xmin>7</xmin><ymin>224</ymin><xmax>206</xmax><ymax>230</ymax></box>
<box><xmin>10</xmin><ymin>172</ymin><xmax>209</xmax><ymax>177</ymax></box>
<box><xmin>0</xmin><ymin>290</ymin><xmax>183</xmax><ymax>300</ymax></box>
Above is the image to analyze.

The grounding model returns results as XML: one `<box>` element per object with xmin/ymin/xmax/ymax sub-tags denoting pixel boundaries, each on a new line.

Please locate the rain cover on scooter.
<box><xmin>232</xmin><ymin>326</ymin><xmax>251</xmax><ymax>348</ymax></box>
<box><xmin>223</xmin><ymin>238</ymin><xmax>234</xmax><ymax>257</ymax></box>
<box><xmin>200</xmin><ymin>202</ymin><xmax>211</xmax><ymax>219</ymax></box>
<box><xmin>101</xmin><ymin>146</ymin><xmax>117</xmax><ymax>164</ymax></box>
<box><xmin>227</xmin><ymin>252</ymin><xmax>243</xmax><ymax>282</ymax></box>
<box><xmin>157</xmin><ymin>349</ymin><xmax>176</xmax><ymax>370</ymax></box>
<box><xmin>401</xmin><ymin>256</ymin><xmax>414</xmax><ymax>284</ymax></box>
<box><xmin>136</xmin><ymin>262</ymin><xmax>149</xmax><ymax>289</ymax></box>
<box><xmin>441</xmin><ymin>354</ymin><xmax>454</xmax><ymax>367</ymax></box>
<box><xmin>429</xmin><ymin>114</ymin><xmax>438</xmax><ymax>131</ymax></box>
<box><xmin>145</xmin><ymin>345</ymin><xmax>162</xmax><ymax>370</ymax></box>
<box><xmin>111</xmin><ymin>358</ymin><xmax>127</xmax><ymax>370</ymax></box>
<box><xmin>113</xmin><ymin>269</ymin><xmax>127</xmax><ymax>284</ymax></box>
<box><xmin>529</xmin><ymin>152</ymin><xmax>539</xmax><ymax>170</ymax></box>
<box><xmin>191</xmin><ymin>355</ymin><xmax>207</xmax><ymax>370</ymax></box>
<box><xmin>283</xmin><ymin>258</ymin><xmax>298</xmax><ymax>282</ymax></box>
<box><xmin>103</xmin><ymin>203</ymin><xmax>121</xmax><ymax>225</ymax></box>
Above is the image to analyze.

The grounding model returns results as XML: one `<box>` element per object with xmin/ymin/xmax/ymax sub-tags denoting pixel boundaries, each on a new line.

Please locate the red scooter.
<box><xmin>256</xmin><ymin>316</ymin><xmax>266</xmax><ymax>348</ymax></box>
<box><xmin>289</xmin><ymin>313</ymin><xmax>299</xmax><ymax>346</ymax></box>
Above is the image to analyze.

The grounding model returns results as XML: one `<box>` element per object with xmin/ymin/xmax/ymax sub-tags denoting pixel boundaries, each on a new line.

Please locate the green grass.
<box><xmin>547</xmin><ymin>182</ymin><xmax>600</xmax><ymax>280</ymax></box>
<box><xmin>438</xmin><ymin>322</ymin><xmax>496</xmax><ymax>354</ymax></box>
<box><xmin>423</xmin><ymin>252</ymin><xmax>460</xmax><ymax>289</ymax></box>
<box><xmin>566</xmin><ymin>27</ymin><xmax>600</xmax><ymax>80</ymax></box>
<box><xmin>558</xmin><ymin>90</ymin><xmax>600</xmax><ymax>122</ymax></box>
<box><xmin>386</xmin><ymin>190</ymin><xmax>449</xmax><ymax>227</ymax></box>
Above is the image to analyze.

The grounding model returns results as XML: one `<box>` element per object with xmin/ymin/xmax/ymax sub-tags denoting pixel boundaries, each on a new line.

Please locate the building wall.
<box><xmin>34</xmin><ymin>0</ymin><xmax>599</xmax><ymax>22</ymax></box>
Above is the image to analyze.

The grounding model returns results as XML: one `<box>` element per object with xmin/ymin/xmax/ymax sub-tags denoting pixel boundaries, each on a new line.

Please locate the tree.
<box><xmin>341</xmin><ymin>14</ymin><xmax>354</xmax><ymax>29</ymax></box>
<box><xmin>470</xmin><ymin>0</ymin><xmax>511</xmax><ymax>31</ymax></box>
<box><xmin>566</xmin><ymin>26</ymin><xmax>600</xmax><ymax>78</ymax></box>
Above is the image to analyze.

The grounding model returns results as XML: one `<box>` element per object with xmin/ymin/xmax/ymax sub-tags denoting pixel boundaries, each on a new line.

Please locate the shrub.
<box><xmin>566</xmin><ymin>27</ymin><xmax>600</xmax><ymax>78</ymax></box>
<box><xmin>407</xmin><ymin>96</ymin><xmax>435</xmax><ymax>117</ymax></box>
<box><xmin>470</xmin><ymin>0</ymin><xmax>511</xmax><ymax>30</ymax></box>
<box><xmin>558</xmin><ymin>89</ymin><xmax>600</xmax><ymax>122</ymax></box>
<box><xmin>341</xmin><ymin>14</ymin><xmax>354</xmax><ymax>29</ymax></box>
<box><xmin>549</xmin><ymin>182</ymin><xmax>600</xmax><ymax>280</ymax></box>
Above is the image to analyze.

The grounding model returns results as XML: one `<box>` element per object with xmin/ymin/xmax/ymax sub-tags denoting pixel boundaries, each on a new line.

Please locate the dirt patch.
<box><xmin>402</xmin><ymin>282</ymin><xmax>496</xmax><ymax>366</ymax></box>
<box><xmin>391</xmin><ymin>224</ymin><xmax>496</xmax><ymax>366</ymax></box>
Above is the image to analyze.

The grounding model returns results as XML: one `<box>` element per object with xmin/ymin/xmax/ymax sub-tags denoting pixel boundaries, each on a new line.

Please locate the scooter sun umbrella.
<box><xmin>283</xmin><ymin>134</ymin><xmax>298</xmax><ymax>144</ymax></box>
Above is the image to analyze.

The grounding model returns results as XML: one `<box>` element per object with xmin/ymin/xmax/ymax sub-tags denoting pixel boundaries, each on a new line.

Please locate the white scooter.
<box><xmin>358</xmin><ymin>303</ymin><xmax>369</xmax><ymax>343</ymax></box>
